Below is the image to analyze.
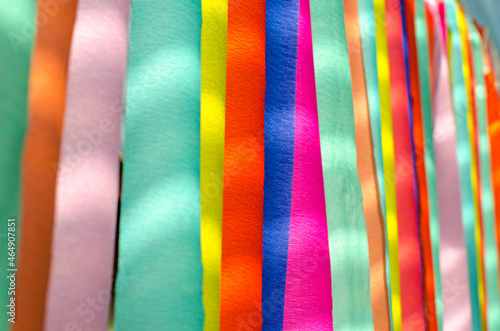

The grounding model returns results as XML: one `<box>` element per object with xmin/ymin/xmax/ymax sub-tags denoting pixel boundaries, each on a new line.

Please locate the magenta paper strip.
<box><xmin>283</xmin><ymin>0</ymin><xmax>333</xmax><ymax>329</ymax></box>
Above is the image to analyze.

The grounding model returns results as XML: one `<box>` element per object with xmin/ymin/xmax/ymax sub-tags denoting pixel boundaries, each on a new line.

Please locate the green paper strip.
<box><xmin>468</xmin><ymin>17</ymin><xmax>500</xmax><ymax>331</ymax></box>
<box><xmin>414</xmin><ymin>0</ymin><xmax>443</xmax><ymax>328</ymax></box>
<box><xmin>115</xmin><ymin>0</ymin><xmax>204</xmax><ymax>329</ymax></box>
<box><xmin>0</xmin><ymin>1</ymin><xmax>35</xmax><ymax>330</ymax></box>
<box><xmin>311</xmin><ymin>0</ymin><xmax>374</xmax><ymax>329</ymax></box>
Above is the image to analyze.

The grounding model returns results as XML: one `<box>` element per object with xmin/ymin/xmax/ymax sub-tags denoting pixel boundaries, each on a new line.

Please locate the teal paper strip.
<box><xmin>444</xmin><ymin>1</ymin><xmax>481</xmax><ymax>330</ymax></box>
<box><xmin>115</xmin><ymin>0</ymin><xmax>204</xmax><ymax>329</ymax></box>
<box><xmin>311</xmin><ymin>0</ymin><xmax>374</xmax><ymax>329</ymax></box>
<box><xmin>358</xmin><ymin>0</ymin><xmax>386</xmax><ymax>219</ymax></box>
<box><xmin>468</xmin><ymin>16</ymin><xmax>500</xmax><ymax>331</ymax></box>
<box><xmin>414</xmin><ymin>1</ymin><xmax>443</xmax><ymax>328</ymax></box>
<box><xmin>0</xmin><ymin>1</ymin><xmax>35</xmax><ymax>330</ymax></box>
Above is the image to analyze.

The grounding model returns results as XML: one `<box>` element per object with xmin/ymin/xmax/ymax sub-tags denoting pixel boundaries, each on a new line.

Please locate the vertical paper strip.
<box><xmin>115</xmin><ymin>0</ymin><xmax>204</xmax><ymax>329</ymax></box>
<box><xmin>0</xmin><ymin>1</ymin><xmax>35</xmax><ymax>330</ymax></box>
<box><xmin>44</xmin><ymin>1</ymin><xmax>129</xmax><ymax>330</ymax></box>
<box><xmin>283</xmin><ymin>0</ymin><xmax>332</xmax><ymax>328</ymax></box>
<box><xmin>386</xmin><ymin>0</ymin><xmax>426</xmax><ymax>328</ymax></box>
<box><xmin>469</xmin><ymin>19</ymin><xmax>500</xmax><ymax>331</ymax></box>
<box><xmin>200</xmin><ymin>0</ymin><xmax>227</xmax><ymax>328</ymax></box>
<box><xmin>405</xmin><ymin>1</ymin><xmax>438</xmax><ymax>328</ymax></box>
<box><xmin>219</xmin><ymin>0</ymin><xmax>266</xmax><ymax>328</ymax></box>
<box><xmin>359</xmin><ymin>0</ymin><xmax>387</xmax><ymax>221</ymax></box>
<box><xmin>373</xmin><ymin>0</ymin><xmax>403</xmax><ymax>329</ymax></box>
<box><xmin>358</xmin><ymin>0</ymin><xmax>394</xmax><ymax>327</ymax></box>
<box><xmin>466</xmin><ymin>22</ymin><xmax>487</xmax><ymax>331</ymax></box>
<box><xmin>311</xmin><ymin>0</ymin><xmax>374</xmax><ymax>329</ymax></box>
<box><xmin>15</xmin><ymin>1</ymin><xmax>77</xmax><ymax>329</ymax></box>
<box><xmin>458</xmin><ymin>11</ymin><xmax>486</xmax><ymax>330</ymax></box>
<box><xmin>345</xmin><ymin>0</ymin><xmax>391</xmax><ymax>329</ymax></box>
<box><xmin>415</xmin><ymin>0</ymin><xmax>444</xmax><ymax>327</ymax></box>
<box><xmin>486</xmin><ymin>66</ymin><xmax>500</xmax><ymax>282</ymax></box>
<box><xmin>262</xmin><ymin>0</ymin><xmax>299</xmax><ymax>329</ymax></box>
<box><xmin>428</xmin><ymin>1</ymin><xmax>473</xmax><ymax>330</ymax></box>
<box><xmin>444</xmin><ymin>1</ymin><xmax>482</xmax><ymax>329</ymax></box>
<box><xmin>485</xmin><ymin>51</ymin><xmax>500</xmax><ymax>295</ymax></box>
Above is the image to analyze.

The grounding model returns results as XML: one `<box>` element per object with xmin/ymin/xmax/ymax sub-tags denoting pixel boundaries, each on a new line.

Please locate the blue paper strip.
<box><xmin>262</xmin><ymin>0</ymin><xmax>299</xmax><ymax>329</ymax></box>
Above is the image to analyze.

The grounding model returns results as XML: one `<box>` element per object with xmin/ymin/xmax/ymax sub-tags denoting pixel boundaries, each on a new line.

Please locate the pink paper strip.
<box><xmin>283</xmin><ymin>0</ymin><xmax>333</xmax><ymax>329</ymax></box>
<box><xmin>427</xmin><ymin>1</ymin><xmax>473</xmax><ymax>329</ymax></box>
<box><xmin>44</xmin><ymin>1</ymin><xmax>129</xmax><ymax>330</ymax></box>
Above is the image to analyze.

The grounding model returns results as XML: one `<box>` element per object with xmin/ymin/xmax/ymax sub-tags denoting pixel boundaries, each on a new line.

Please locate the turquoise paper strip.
<box><xmin>0</xmin><ymin>1</ymin><xmax>35</xmax><ymax>330</ymax></box>
<box><xmin>444</xmin><ymin>1</ymin><xmax>481</xmax><ymax>330</ymax></box>
<box><xmin>115</xmin><ymin>0</ymin><xmax>204</xmax><ymax>329</ymax></box>
<box><xmin>468</xmin><ymin>16</ymin><xmax>500</xmax><ymax>331</ymax></box>
<box><xmin>358</xmin><ymin>0</ymin><xmax>386</xmax><ymax>219</ymax></box>
<box><xmin>414</xmin><ymin>1</ymin><xmax>443</xmax><ymax>328</ymax></box>
<box><xmin>311</xmin><ymin>0</ymin><xmax>374</xmax><ymax>329</ymax></box>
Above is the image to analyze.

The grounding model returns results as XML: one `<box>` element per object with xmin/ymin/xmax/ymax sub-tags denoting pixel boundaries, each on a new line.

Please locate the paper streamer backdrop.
<box><xmin>0</xmin><ymin>0</ymin><xmax>499</xmax><ymax>330</ymax></box>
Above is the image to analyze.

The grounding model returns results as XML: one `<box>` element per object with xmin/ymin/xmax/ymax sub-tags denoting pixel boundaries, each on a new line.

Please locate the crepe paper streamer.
<box><xmin>15</xmin><ymin>1</ymin><xmax>77</xmax><ymax>329</ymax></box>
<box><xmin>385</xmin><ymin>0</ymin><xmax>427</xmax><ymax>328</ymax></box>
<box><xmin>44</xmin><ymin>1</ymin><xmax>128</xmax><ymax>330</ymax></box>
<box><xmin>310</xmin><ymin>0</ymin><xmax>374</xmax><ymax>329</ymax></box>
<box><xmin>357</xmin><ymin>2</ymin><xmax>394</xmax><ymax>328</ymax></box>
<box><xmin>373</xmin><ymin>0</ymin><xmax>403</xmax><ymax>329</ymax></box>
<box><xmin>458</xmin><ymin>9</ymin><xmax>488</xmax><ymax>331</ymax></box>
<box><xmin>491</xmin><ymin>37</ymin><xmax>500</xmax><ymax>82</ymax></box>
<box><xmin>401</xmin><ymin>0</ymin><xmax>420</xmax><ymax>240</ymax></box>
<box><xmin>282</xmin><ymin>1</ymin><xmax>332</xmax><ymax>329</ymax></box>
<box><xmin>426</xmin><ymin>2</ymin><xmax>473</xmax><ymax>331</ymax></box>
<box><xmin>420</xmin><ymin>4</ymin><xmax>441</xmax><ymax>327</ymax></box>
<box><xmin>458</xmin><ymin>12</ymin><xmax>487</xmax><ymax>331</ymax></box>
<box><xmin>484</xmin><ymin>46</ymin><xmax>500</xmax><ymax>280</ymax></box>
<box><xmin>487</xmin><ymin>78</ymin><xmax>500</xmax><ymax>271</ymax></box>
<box><xmin>345</xmin><ymin>0</ymin><xmax>391</xmax><ymax>329</ymax></box>
<box><xmin>262</xmin><ymin>0</ymin><xmax>299</xmax><ymax>329</ymax></box>
<box><xmin>115</xmin><ymin>0</ymin><xmax>204</xmax><ymax>329</ymax></box>
<box><xmin>200</xmin><ymin>0</ymin><xmax>227</xmax><ymax>328</ymax></box>
<box><xmin>418</xmin><ymin>1</ymin><xmax>446</xmax><ymax>327</ymax></box>
<box><xmin>469</xmin><ymin>22</ymin><xmax>490</xmax><ymax>331</ymax></box>
<box><xmin>415</xmin><ymin>0</ymin><xmax>445</xmax><ymax>327</ymax></box>
<box><xmin>405</xmin><ymin>2</ymin><xmax>440</xmax><ymax>329</ymax></box>
<box><xmin>465</xmin><ymin>24</ymin><xmax>483</xmax><ymax>283</ymax></box>
<box><xmin>469</xmin><ymin>19</ymin><xmax>500</xmax><ymax>331</ymax></box>
<box><xmin>426</xmin><ymin>6</ymin><xmax>436</xmax><ymax>92</ymax></box>
<box><xmin>437</xmin><ymin>3</ymin><xmax>444</xmax><ymax>45</ymax></box>
<box><xmin>444</xmin><ymin>1</ymin><xmax>481</xmax><ymax>329</ymax></box>
<box><xmin>391</xmin><ymin>0</ymin><xmax>427</xmax><ymax>327</ymax></box>
<box><xmin>358</xmin><ymin>0</ymin><xmax>387</xmax><ymax>221</ymax></box>
<box><xmin>219</xmin><ymin>0</ymin><xmax>266</xmax><ymax>328</ymax></box>
<box><xmin>466</xmin><ymin>23</ymin><xmax>488</xmax><ymax>331</ymax></box>
<box><xmin>0</xmin><ymin>1</ymin><xmax>35</xmax><ymax>330</ymax></box>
